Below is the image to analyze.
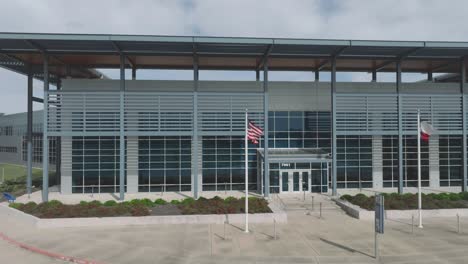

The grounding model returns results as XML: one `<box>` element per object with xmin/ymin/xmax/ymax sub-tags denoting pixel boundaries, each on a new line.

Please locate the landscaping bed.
<box><xmin>9</xmin><ymin>196</ymin><xmax>271</xmax><ymax>219</ymax></box>
<box><xmin>341</xmin><ymin>192</ymin><xmax>468</xmax><ymax>210</ymax></box>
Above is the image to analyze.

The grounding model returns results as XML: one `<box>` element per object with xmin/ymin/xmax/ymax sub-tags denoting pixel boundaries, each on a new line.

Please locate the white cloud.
<box><xmin>1</xmin><ymin>0</ymin><xmax>468</xmax><ymax>113</ymax></box>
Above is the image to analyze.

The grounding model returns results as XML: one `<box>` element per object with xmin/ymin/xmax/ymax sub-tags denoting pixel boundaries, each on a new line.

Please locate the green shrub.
<box><xmin>340</xmin><ymin>194</ymin><xmax>352</xmax><ymax>201</ymax></box>
<box><xmin>181</xmin><ymin>198</ymin><xmax>195</xmax><ymax>205</ymax></box>
<box><xmin>79</xmin><ymin>201</ymin><xmax>89</xmax><ymax>206</ymax></box>
<box><xmin>103</xmin><ymin>200</ymin><xmax>118</xmax><ymax>207</ymax></box>
<box><xmin>140</xmin><ymin>198</ymin><xmax>154</xmax><ymax>207</ymax></box>
<box><xmin>154</xmin><ymin>198</ymin><xmax>167</xmax><ymax>205</ymax></box>
<box><xmin>224</xmin><ymin>196</ymin><xmax>238</xmax><ymax>203</ymax></box>
<box><xmin>170</xmin><ymin>199</ymin><xmax>180</xmax><ymax>205</ymax></box>
<box><xmin>459</xmin><ymin>192</ymin><xmax>468</xmax><ymax>200</ymax></box>
<box><xmin>448</xmin><ymin>193</ymin><xmax>461</xmax><ymax>201</ymax></box>
<box><xmin>9</xmin><ymin>202</ymin><xmax>23</xmax><ymax>209</ymax></box>
<box><xmin>47</xmin><ymin>200</ymin><xmax>63</xmax><ymax>207</ymax></box>
<box><xmin>88</xmin><ymin>200</ymin><xmax>102</xmax><ymax>207</ymax></box>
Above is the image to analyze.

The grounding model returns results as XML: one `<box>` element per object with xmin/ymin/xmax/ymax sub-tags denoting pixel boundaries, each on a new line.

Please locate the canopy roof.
<box><xmin>1</xmin><ymin>32</ymin><xmax>468</xmax><ymax>82</ymax></box>
<box><xmin>258</xmin><ymin>148</ymin><xmax>331</xmax><ymax>163</ymax></box>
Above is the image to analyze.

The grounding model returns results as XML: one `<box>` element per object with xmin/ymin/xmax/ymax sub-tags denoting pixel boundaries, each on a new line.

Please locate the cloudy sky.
<box><xmin>1</xmin><ymin>0</ymin><xmax>468</xmax><ymax>114</ymax></box>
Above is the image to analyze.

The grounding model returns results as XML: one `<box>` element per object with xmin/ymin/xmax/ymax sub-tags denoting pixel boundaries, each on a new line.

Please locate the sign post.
<box><xmin>375</xmin><ymin>194</ymin><xmax>385</xmax><ymax>260</ymax></box>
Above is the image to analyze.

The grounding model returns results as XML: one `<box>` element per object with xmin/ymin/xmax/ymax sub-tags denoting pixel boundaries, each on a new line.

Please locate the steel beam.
<box><xmin>461</xmin><ymin>58</ymin><xmax>467</xmax><ymax>192</ymax></box>
<box><xmin>331</xmin><ymin>56</ymin><xmax>337</xmax><ymax>196</ymax></box>
<box><xmin>32</xmin><ymin>97</ymin><xmax>44</xmax><ymax>103</ymax></box>
<box><xmin>256</xmin><ymin>45</ymin><xmax>273</xmax><ymax>70</ymax></box>
<box><xmin>397</xmin><ymin>60</ymin><xmax>404</xmax><ymax>194</ymax></box>
<box><xmin>26</xmin><ymin>66</ymin><xmax>33</xmax><ymax>196</ymax></box>
<box><xmin>263</xmin><ymin>59</ymin><xmax>270</xmax><ymax>198</ymax></box>
<box><xmin>193</xmin><ymin>53</ymin><xmax>199</xmax><ymax>199</ymax></box>
<box><xmin>42</xmin><ymin>54</ymin><xmax>49</xmax><ymax>202</ymax></box>
<box><xmin>374</xmin><ymin>47</ymin><xmax>422</xmax><ymax>72</ymax></box>
<box><xmin>119</xmin><ymin>54</ymin><xmax>125</xmax><ymax>200</ymax></box>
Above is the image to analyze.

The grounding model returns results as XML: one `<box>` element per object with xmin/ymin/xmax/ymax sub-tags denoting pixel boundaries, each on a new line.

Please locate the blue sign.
<box><xmin>375</xmin><ymin>194</ymin><xmax>384</xmax><ymax>234</ymax></box>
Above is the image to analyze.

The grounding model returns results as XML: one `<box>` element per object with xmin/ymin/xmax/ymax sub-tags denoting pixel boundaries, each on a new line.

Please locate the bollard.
<box><xmin>319</xmin><ymin>202</ymin><xmax>322</xmax><ymax>219</ymax></box>
<box><xmin>457</xmin><ymin>214</ymin><xmax>461</xmax><ymax>234</ymax></box>
<box><xmin>209</xmin><ymin>224</ymin><xmax>213</xmax><ymax>256</ymax></box>
<box><xmin>412</xmin><ymin>215</ymin><xmax>414</xmax><ymax>234</ymax></box>
<box><xmin>274</xmin><ymin>218</ymin><xmax>277</xmax><ymax>240</ymax></box>
<box><xmin>91</xmin><ymin>186</ymin><xmax>94</xmax><ymax>198</ymax></box>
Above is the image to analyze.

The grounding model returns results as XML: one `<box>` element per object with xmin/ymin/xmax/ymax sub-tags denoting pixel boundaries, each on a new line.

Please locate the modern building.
<box><xmin>0</xmin><ymin>33</ymin><xmax>468</xmax><ymax>202</ymax></box>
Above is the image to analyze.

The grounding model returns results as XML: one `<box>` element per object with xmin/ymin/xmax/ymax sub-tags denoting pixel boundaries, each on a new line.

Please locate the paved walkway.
<box><xmin>2</xmin><ymin>193</ymin><xmax>468</xmax><ymax>263</ymax></box>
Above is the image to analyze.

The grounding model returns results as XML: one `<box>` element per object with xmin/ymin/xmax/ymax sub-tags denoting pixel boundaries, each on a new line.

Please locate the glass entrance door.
<box><xmin>280</xmin><ymin>170</ymin><xmax>310</xmax><ymax>193</ymax></box>
<box><xmin>281</xmin><ymin>172</ymin><xmax>289</xmax><ymax>192</ymax></box>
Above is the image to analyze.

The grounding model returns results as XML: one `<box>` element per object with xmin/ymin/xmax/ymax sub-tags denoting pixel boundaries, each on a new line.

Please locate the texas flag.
<box><xmin>420</xmin><ymin>121</ymin><xmax>435</xmax><ymax>142</ymax></box>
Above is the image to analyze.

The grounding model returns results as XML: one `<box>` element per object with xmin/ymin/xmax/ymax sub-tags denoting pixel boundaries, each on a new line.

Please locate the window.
<box><xmin>440</xmin><ymin>135</ymin><xmax>462</xmax><ymax>187</ymax></box>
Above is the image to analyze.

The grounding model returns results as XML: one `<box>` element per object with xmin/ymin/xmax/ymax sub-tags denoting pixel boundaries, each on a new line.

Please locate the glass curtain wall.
<box><xmin>202</xmin><ymin>136</ymin><xmax>257</xmax><ymax>191</ymax></box>
<box><xmin>336</xmin><ymin>136</ymin><xmax>373</xmax><ymax>188</ymax></box>
<box><xmin>71</xmin><ymin>136</ymin><xmax>124</xmax><ymax>193</ymax></box>
<box><xmin>138</xmin><ymin>136</ymin><xmax>191</xmax><ymax>192</ymax></box>
<box><xmin>439</xmin><ymin>135</ymin><xmax>462</xmax><ymax>186</ymax></box>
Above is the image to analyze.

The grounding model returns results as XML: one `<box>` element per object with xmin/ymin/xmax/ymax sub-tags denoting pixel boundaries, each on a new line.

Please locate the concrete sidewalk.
<box><xmin>1</xmin><ymin>193</ymin><xmax>468</xmax><ymax>263</ymax></box>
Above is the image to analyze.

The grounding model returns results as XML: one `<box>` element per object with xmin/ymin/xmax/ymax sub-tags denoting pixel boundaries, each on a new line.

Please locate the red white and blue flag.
<box><xmin>247</xmin><ymin>121</ymin><xmax>263</xmax><ymax>144</ymax></box>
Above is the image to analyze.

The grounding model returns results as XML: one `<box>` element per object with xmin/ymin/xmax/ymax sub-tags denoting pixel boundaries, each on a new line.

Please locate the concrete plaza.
<box><xmin>1</xmin><ymin>193</ymin><xmax>468</xmax><ymax>263</ymax></box>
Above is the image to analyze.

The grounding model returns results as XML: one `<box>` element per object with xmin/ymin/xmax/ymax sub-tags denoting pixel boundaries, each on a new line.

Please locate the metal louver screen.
<box><xmin>198</xmin><ymin>93</ymin><xmax>264</xmax><ymax>135</ymax></box>
<box><xmin>336</xmin><ymin>93</ymin><xmax>463</xmax><ymax>135</ymax></box>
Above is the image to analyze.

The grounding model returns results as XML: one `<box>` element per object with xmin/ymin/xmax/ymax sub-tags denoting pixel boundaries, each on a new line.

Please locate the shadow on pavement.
<box><xmin>319</xmin><ymin>237</ymin><xmax>374</xmax><ymax>258</ymax></box>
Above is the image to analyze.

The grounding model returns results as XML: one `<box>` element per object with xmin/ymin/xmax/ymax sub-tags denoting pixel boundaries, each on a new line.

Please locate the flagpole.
<box><xmin>245</xmin><ymin>108</ymin><xmax>249</xmax><ymax>233</ymax></box>
<box><xmin>417</xmin><ymin>109</ymin><xmax>423</xmax><ymax>228</ymax></box>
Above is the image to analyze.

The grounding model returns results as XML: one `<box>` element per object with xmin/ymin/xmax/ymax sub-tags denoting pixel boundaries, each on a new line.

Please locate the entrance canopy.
<box><xmin>257</xmin><ymin>148</ymin><xmax>331</xmax><ymax>163</ymax></box>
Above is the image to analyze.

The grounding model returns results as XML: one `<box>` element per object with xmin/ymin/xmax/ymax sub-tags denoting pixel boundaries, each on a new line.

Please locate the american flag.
<box><xmin>247</xmin><ymin>121</ymin><xmax>263</xmax><ymax>144</ymax></box>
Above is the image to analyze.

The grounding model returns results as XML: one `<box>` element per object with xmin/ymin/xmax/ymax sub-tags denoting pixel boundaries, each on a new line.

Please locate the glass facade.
<box><xmin>403</xmin><ymin>135</ymin><xmax>429</xmax><ymax>187</ymax></box>
<box><xmin>138</xmin><ymin>136</ymin><xmax>192</xmax><ymax>192</ymax></box>
<box><xmin>337</xmin><ymin>136</ymin><xmax>373</xmax><ymax>188</ymax></box>
<box><xmin>382</xmin><ymin>136</ymin><xmax>399</xmax><ymax>188</ymax></box>
<box><xmin>202</xmin><ymin>136</ymin><xmax>257</xmax><ymax>191</ymax></box>
<box><xmin>71</xmin><ymin>136</ymin><xmax>124</xmax><ymax>193</ymax></box>
<box><xmin>266</xmin><ymin>111</ymin><xmax>331</xmax><ymax>151</ymax></box>
<box><xmin>439</xmin><ymin>135</ymin><xmax>462</xmax><ymax>186</ymax></box>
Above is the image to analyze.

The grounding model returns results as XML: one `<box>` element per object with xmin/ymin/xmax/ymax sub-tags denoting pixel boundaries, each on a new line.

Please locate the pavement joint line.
<box><xmin>0</xmin><ymin>232</ymin><xmax>104</xmax><ymax>264</ymax></box>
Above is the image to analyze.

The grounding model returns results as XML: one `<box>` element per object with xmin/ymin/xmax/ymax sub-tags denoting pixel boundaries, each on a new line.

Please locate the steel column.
<box><xmin>256</xmin><ymin>69</ymin><xmax>260</xmax><ymax>81</ymax></box>
<box><xmin>263</xmin><ymin>60</ymin><xmax>270</xmax><ymax>198</ymax></box>
<box><xmin>132</xmin><ymin>68</ymin><xmax>136</xmax><ymax>80</ymax></box>
<box><xmin>315</xmin><ymin>70</ymin><xmax>319</xmax><ymax>82</ymax></box>
<box><xmin>41</xmin><ymin>55</ymin><xmax>49</xmax><ymax>202</ymax></box>
<box><xmin>193</xmin><ymin>55</ymin><xmax>199</xmax><ymax>199</ymax></box>
<box><xmin>119</xmin><ymin>55</ymin><xmax>125</xmax><ymax>200</ymax></box>
<box><xmin>461</xmin><ymin>59</ymin><xmax>467</xmax><ymax>192</ymax></box>
<box><xmin>331</xmin><ymin>56</ymin><xmax>337</xmax><ymax>196</ymax></box>
<box><xmin>26</xmin><ymin>66</ymin><xmax>33</xmax><ymax>196</ymax></box>
<box><xmin>428</xmin><ymin>71</ymin><xmax>433</xmax><ymax>82</ymax></box>
<box><xmin>397</xmin><ymin>61</ymin><xmax>404</xmax><ymax>194</ymax></box>
<box><xmin>372</xmin><ymin>70</ymin><xmax>377</xmax><ymax>82</ymax></box>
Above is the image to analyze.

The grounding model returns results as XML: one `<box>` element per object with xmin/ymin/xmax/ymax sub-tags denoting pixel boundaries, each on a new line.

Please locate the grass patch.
<box><xmin>341</xmin><ymin>192</ymin><xmax>468</xmax><ymax>210</ymax></box>
<box><xmin>0</xmin><ymin>163</ymin><xmax>56</xmax><ymax>201</ymax></box>
<box><xmin>9</xmin><ymin>196</ymin><xmax>272</xmax><ymax>218</ymax></box>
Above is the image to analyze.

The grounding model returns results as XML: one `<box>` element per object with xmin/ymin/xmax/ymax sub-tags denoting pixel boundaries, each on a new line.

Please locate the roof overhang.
<box><xmin>1</xmin><ymin>32</ymin><xmax>468</xmax><ymax>82</ymax></box>
<box><xmin>258</xmin><ymin>148</ymin><xmax>332</xmax><ymax>163</ymax></box>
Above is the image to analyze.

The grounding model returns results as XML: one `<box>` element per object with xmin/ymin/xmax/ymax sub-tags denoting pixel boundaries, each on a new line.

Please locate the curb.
<box><xmin>0</xmin><ymin>232</ymin><xmax>103</xmax><ymax>264</ymax></box>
